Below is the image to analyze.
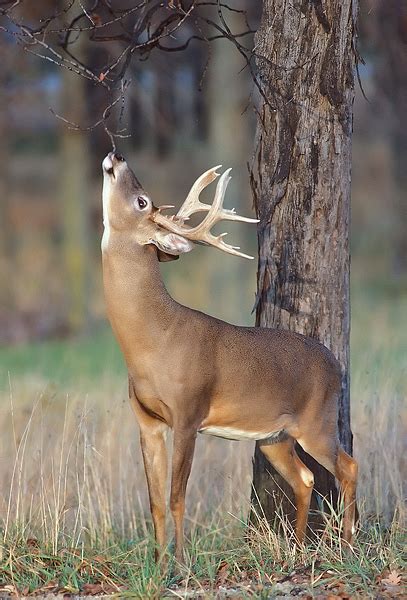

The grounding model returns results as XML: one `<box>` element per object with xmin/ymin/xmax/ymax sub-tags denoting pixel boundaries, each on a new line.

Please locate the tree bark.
<box><xmin>250</xmin><ymin>0</ymin><xmax>357</xmax><ymax>529</ymax></box>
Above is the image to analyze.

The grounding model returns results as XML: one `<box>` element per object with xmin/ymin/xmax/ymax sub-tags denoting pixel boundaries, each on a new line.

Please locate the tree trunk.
<box><xmin>250</xmin><ymin>0</ymin><xmax>357</xmax><ymax>530</ymax></box>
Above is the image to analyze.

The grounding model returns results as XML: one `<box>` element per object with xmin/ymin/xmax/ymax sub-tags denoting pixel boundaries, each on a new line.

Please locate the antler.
<box><xmin>152</xmin><ymin>167</ymin><xmax>259</xmax><ymax>259</ymax></box>
<box><xmin>176</xmin><ymin>165</ymin><xmax>222</xmax><ymax>222</ymax></box>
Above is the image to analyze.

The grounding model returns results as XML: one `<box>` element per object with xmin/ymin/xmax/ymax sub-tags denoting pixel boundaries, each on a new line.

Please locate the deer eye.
<box><xmin>137</xmin><ymin>195</ymin><xmax>148</xmax><ymax>210</ymax></box>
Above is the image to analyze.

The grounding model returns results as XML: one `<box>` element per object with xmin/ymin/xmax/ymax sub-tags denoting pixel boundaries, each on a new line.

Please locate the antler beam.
<box><xmin>153</xmin><ymin>168</ymin><xmax>259</xmax><ymax>259</ymax></box>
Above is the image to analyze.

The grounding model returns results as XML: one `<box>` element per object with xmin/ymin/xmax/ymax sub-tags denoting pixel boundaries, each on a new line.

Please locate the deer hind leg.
<box><xmin>297</xmin><ymin>435</ymin><xmax>358</xmax><ymax>544</ymax></box>
<box><xmin>334</xmin><ymin>449</ymin><xmax>358</xmax><ymax>543</ymax></box>
<box><xmin>259</xmin><ymin>436</ymin><xmax>314</xmax><ymax>543</ymax></box>
<box><xmin>170</xmin><ymin>428</ymin><xmax>196</xmax><ymax>564</ymax></box>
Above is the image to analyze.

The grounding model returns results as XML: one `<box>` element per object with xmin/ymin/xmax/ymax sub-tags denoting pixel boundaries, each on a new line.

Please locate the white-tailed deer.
<box><xmin>101</xmin><ymin>152</ymin><xmax>358</xmax><ymax>563</ymax></box>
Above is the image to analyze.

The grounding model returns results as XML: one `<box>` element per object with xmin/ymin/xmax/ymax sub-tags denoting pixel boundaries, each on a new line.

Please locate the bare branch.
<box><xmin>50</xmin><ymin>78</ymin><xmax>130</xmax><ymax>151</ymax></box>
<box><xmin>0</xmin><ymin>0</ymin><xmax>260</xmax><ymax>145</ymax></box>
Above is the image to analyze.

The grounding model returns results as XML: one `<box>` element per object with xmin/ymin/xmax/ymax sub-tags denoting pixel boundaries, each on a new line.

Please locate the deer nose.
<box><xmin>102</xmin><ymin>153</ymin><xmax>115</xmax><ymax>174</ymax></box>
<box><xmin>102</xmin><ymin>152</ymin><xmax>127</xmax><ymax>175</ymax></box>
<box><xmin>108</xmin><ymin>151</ymin><xmax>125</xmax><ymax>163</ymax></box>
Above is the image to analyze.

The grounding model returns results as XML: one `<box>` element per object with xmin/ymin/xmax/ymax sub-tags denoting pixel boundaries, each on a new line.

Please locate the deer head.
<box><xmin>102</xmin><ymin>152</ymin><xmax>258</xmax><ymax>260</ymax></box>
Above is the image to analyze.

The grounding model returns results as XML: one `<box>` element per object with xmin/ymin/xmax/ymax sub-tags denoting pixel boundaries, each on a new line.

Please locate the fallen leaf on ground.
<box><xmin>0</xmin><ymin>584</ymin><xmax>17</xmax><ymax>594</ymax></box>
<box><xmin>216</xmin><ymin>560</ymin><xmax>230</xmax><ymax>585</ymax></box>
<box><xmin>382</xmin><ymin>570</ymin><xmax>401</xmax><ymax>586</ymax></box>
<box><xmin>82</xmin><ymin>583</ymin><xmax>104</xmax><ymax>595</ymax></box>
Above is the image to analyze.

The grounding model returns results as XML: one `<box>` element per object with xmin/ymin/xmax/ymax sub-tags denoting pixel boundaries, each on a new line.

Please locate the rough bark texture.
<box><xmin>250</xmin><ymin>0</ymin><xmax>357</xmax><ymax>526</ymax></box>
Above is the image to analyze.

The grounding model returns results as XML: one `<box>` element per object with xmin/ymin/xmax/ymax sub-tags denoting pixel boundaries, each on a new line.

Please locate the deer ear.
<box><xmin>149</xmin><ymin>231</ymin><xmax>193</xmax><ymax>256</ymax></box>
<box><xmin>156</xmin><ymin>249</ymin><xmax>180</xmax><ymax>262</ymax></box>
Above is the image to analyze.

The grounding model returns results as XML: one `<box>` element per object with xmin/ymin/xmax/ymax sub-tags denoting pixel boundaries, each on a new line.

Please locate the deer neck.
<box><xmin>102</xmin><ymin>235</ymin><xmax>176</xmax><ymax>359</ymax></box>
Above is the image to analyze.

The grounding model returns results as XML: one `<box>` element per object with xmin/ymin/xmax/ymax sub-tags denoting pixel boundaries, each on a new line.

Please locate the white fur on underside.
<box><xmin>198</xmin><ymin>426</ymin><xmax>283</xmax><ymax>442</ymax></box>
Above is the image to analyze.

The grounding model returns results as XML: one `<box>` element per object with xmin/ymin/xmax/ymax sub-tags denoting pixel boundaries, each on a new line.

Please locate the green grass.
<box><xmin>1</xmin><ymin>513</ymin><xmax>405</xmax><ymax>597</ymax></box>
<box><xmin>0</xmin><ymin>326</ymin><xmax>125</xmax><ymax>388</ymax></box>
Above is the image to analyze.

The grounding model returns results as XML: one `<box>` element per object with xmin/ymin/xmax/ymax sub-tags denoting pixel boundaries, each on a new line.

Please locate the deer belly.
<box><xmin>198</xmin><ymin>426</ymin><xmax>286</xmax><ymax>443</ymax></box>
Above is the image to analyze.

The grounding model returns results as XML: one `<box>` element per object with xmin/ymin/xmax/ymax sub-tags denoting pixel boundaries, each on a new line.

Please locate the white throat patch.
<box><xmin>101</xmin><ymin>179</ymin><xmax>111</xmax><ymax>252</ymax></box>
<box><xmin>101</xmin><ymin>154</ymin><xmax>115</xmax><ymax>252</ymax></box>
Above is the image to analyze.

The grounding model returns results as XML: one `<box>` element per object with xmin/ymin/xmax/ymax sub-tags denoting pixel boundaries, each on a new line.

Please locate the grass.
<box><xmin>1</xmin><ymin>510</ymin><xmax>405</xmax><ymax>597</ymax></box>
<box><xmin>0</xmin><ymin>273</ymin><xmax>406</xmax><ymax>597</ymax></box>
<box><xmin>0</xmin><ymin>327</ymin><xmax>125</xmax><ymax>386</ymax></box>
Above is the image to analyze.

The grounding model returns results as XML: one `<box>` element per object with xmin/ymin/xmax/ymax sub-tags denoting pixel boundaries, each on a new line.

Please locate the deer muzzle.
<box><xmin>102</xmin><ymin>152</ymin><xmax>126</xmax><ymax>179</ymax></box>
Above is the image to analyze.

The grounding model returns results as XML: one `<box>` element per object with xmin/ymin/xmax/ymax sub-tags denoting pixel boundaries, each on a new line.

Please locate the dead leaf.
<box><xmin>93</xmin><ymin>554</ymin><xmax>106</xmax><ymax>563</ymax></box>
<box><xmin>82</xmin><ymin>582</ymin><xmax>104</xmax><ymax>595</ymax></box>
<box><xmin>35</xmin><ymin>580</ymin><xmax>58</xmax><ymax>593</ymax></box>
<box><xmin>0</xmin><ymin>584</ymin><xmax>17</xmax><ymax>593</ymax></box>
<box><xmin>26</xmin><ymin>537</ymin><xmax>39</xmax><ymax>548</ymax></box>
<box><xmin>216</xmin><ymin>560</ymin><xmax>230</xmax><ymax>585</ymax></box>
<box><xmin>60</xmin><ymin>547</ymin><xmax>80</xmax><ymax>557</ymax></box>
<box><xmin>99</xmin><ymin>72</ymin><xmax>106</xmax><ymax>82</ymax></box>
<box><xmin>382</xmin><ymin>570</ymin><xmax>401</xmax><ymax>586</ymax></box>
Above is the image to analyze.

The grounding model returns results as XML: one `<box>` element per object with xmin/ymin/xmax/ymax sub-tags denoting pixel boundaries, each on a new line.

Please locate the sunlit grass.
<box><xmin>1</xmin><ymin>507</ymin><xmax>405</xmax><ymax>596</ymax></box>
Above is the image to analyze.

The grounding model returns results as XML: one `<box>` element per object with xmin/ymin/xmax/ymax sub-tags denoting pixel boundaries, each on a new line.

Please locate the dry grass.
<box><xmin>0</xmin><ymin>376</ymin><xmax>253</xmax><ymax>551</ymax></box>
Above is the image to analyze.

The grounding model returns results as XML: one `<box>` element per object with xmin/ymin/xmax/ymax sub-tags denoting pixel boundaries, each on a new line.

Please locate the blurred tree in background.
<box><xmin>0</xmin><ymin>45</ymin><xmax>13</xmax><ymax>292</ymax></box>
<box><xmin>59</xmin><ymin>34</ymin><xmax>91</xmax><ymax>332</ymax></box>
<box><xmin>362</xmin><ymin>0</ymin><xmax>407</xmax><ymax>275</ymax></box>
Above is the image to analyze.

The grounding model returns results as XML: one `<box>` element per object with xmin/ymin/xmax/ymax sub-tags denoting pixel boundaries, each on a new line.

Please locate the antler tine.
<box><xmin>176</xmin><ymin>165</ymin><xmax>222</xmax><ymax>221</ymax></box>
<box><xmin>152</xmin><ymin>167</ymin><xmax>259</xmax><ymax>259</ymax></box>
<box><xmin>190</xmin><ymin>171</ymin><xmax>255</xmax><ymax>259</ymax></box>
<box><xmin>191</xmin><ymin>169</ymin><xmax>258</xmax><ymax>235</ymax></box>
<box><xmin>185</xmin><ymin>168</ymin><xmax>230</xmax><ymax>236</ymax></box>
<box><xmin>202</xmin><ymin>232</ymin><xmax>256</xmax><ymax>260</ymax></box>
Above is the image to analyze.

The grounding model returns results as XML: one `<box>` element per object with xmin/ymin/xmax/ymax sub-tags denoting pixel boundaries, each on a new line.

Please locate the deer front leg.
<box><xmin>139</xmin><ymin>423</ymin><xmax>168</xmax><ymax>562</ymax></box>
<box><xmin>170</xmin><ymin>428</ymin><xmax>196</xmax><ymax>564</ymax></box>
<box><xmin>128</xmin><ymin>387</ymin><xmax>168</xmax><ymax>562</ymax></box>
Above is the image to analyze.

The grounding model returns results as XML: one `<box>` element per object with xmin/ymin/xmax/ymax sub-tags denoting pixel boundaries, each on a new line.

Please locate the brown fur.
<box><xmin>101</xmin><ymin>153</ymin><xmax>358</xmax><ymax>563</ymax></box>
